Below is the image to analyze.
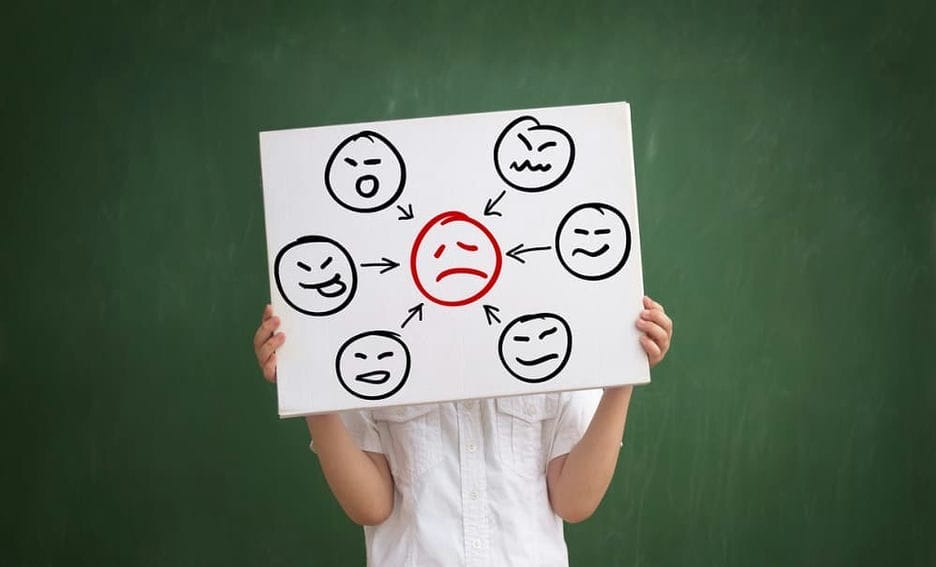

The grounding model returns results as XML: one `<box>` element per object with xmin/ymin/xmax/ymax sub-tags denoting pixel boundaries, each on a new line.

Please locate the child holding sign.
<box><xmin>253</xmin><ymin>296</ymin><xmax>672</xmax><ymax>566</ymax></box>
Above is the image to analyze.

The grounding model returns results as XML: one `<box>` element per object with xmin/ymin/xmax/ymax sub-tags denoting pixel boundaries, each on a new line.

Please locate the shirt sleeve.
<box><xmin>547</xmin><ymin>389</ymin><xmax>603</xmax><ymax>461</ymax></box>
<box><xmin>308</xmin><ymin>410</ymin><xmax>384</xmax><ymax>454</ymax></box>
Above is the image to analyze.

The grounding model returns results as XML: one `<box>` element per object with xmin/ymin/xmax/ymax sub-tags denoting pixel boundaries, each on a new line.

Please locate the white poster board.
<box><xmin>260</xmin><ymin>102</ymin><xmax>649</xmax><ymax>417</ymax></box>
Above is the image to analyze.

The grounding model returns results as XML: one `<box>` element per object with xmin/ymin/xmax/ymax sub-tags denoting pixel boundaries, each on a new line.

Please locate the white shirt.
<box><xmin>338</xmin><ymin>390</ymin><xmax>602</xmax><ymax>567</ymax></box>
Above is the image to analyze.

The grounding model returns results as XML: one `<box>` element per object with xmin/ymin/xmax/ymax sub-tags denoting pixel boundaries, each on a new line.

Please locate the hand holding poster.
<box><xmin>259</xmin><ymin>102</ymin><xmax>649</xmax><ymax>416</ymax></box>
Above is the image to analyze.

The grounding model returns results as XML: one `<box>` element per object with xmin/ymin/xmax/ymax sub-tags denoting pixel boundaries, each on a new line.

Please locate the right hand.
<box><xmin>253</xmin><ymin>304</ymin><xmax>285</xmax><ymax>382</ymax></box>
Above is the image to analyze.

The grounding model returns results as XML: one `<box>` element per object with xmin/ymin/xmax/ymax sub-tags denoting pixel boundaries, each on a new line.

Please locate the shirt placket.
<box><xmin>457</xmin><ymin>400</ymin><xmax>489</xmax><ymax>565</ymax></box>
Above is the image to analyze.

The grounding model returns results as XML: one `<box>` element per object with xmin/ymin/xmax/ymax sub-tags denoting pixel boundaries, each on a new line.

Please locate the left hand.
<box><xmin>637</xmin><ymin>296</ymin><xmax>673</xmax><ymax>367</ymax></box>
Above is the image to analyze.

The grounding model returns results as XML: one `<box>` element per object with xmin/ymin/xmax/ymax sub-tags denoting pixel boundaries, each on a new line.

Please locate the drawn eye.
<box><xmin>574</xmin><ymin>228</ymin><xmax>589</xmax><ymax>235</ymax></box>
<box><xmin>538</xmin><ymin>327</ymin><xmax>557</xmax><ymax>339</ymax></box>
<box><xmin>537</xmin><ymin>141</ymin><xmax>557</xmax><ymax>151</ymax></box>
<box><xmin>320</xmin><ymin>256</ymin><xmax>333</xmax><ymax>269</ymax></box>
<box><xmin>344</xmin><ymin>157</ymin><xmax>358</xmax><ymax>166</ymax></box>
<box><xmin>377</xmin><ymin>351</ymin><xmax>394</xmax><ymax>360</ymax></box>
<box><xmin>456</xmin><ymin>241</ymin><xmax>478</xmax><ymax>252</ymax></box>
<box><xmin>594</xmin><ymin>228</ymin><xmax>611</xmax><ymax>235</ymax></box>
<box><xmin>513</xmin><ymin>335</ymin><xmax>530</xmax><ymax>342</ymax></box>
<box><xmin>517</xmin><ymin>133</ymin><xmax>533</xmax><ymax>151</ymax></box>
<box><xmin>297</xmin><ymin>261</ymin><xmax>312</xmax><ymax>271</ymax></box>
<box><xmin>354</xmin><ymin>352</ymin><xmax>367</xmax><ymax>360</ymax></box>
<box><xmin>363</xmin><ymin>158</ymin><xmax>382</xmax><ymax>165</ymax></box>
<box><xmin>433</xmin><ymin>244</ymin><xmax>446</xmax><ymax>259</ymax></box>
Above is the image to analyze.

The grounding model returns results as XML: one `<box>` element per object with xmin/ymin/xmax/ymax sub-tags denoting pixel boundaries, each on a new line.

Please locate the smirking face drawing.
<box><xmin>336</xmin><ymin>330</ymin><xmax>411</xmax><ymax>400</ymax></box>
<box><xmin>555</xmin><ymin>202</ymin><xmax>631</xmax><ymax>281</ymax></box>
<box><xmin>498</xmin><ymin>313</ymin><xmax>572</xmax><ymax>383</ymax></box>
<box><xmin>494</xmin><ymin>116</ymin><xmax>575</xmax><ymax>192</ymax></box>
<box><xmin>411</xmin><ymin>211</ymin><xmax>502</xmax><ymax>307</ymax></box>
<box><xmin>325</xmin><ymin>130</ymin><xmax>406</xmax><ymax>213</ymax></box>
<box><xmin>274</xmin><ymin>235</ymin><xmax>357</xmax><ymax>316</ymax></box>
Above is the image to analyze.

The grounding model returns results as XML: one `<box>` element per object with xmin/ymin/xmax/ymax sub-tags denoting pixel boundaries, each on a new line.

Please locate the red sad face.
<box><xmin>411</xmin><ymin>211</ymin><xmax>502</xmax><ymax>307</ymax></box>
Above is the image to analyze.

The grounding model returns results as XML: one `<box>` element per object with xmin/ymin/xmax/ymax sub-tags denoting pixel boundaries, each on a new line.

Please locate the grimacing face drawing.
<box><xmin>336</xmin><ymin>330</ymin><xmax>411</xmax><ymax>400</ymax></box>
<box><xmin>555</xmin><ymin>202</ymin><xmax>631</xmax><ymax>281</ymax></box>
<box><xmin>494</xmin><ymin>115</ymin><xmax>575</xmax><ymax>192</ymax></box>
<box><xmin>325</xmin><ymin>130</ymin><xmax>406</xmax><ymax>213</ymax></box>
<box><xmin>410</xmin><ymin>211</ymin><xmax>502</xmax><ymax>307</ymax></box>
<box><xmin>498</xmin><ymin>313</ymin><xmax>572</xmax><ymax>383</ymax></box>
<box><xmin>274</xmin><ymin>235</ymin><xmax>357</xmax><ymax>316</ymax></box>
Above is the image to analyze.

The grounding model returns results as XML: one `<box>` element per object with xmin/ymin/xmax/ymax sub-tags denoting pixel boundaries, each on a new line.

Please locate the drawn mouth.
<box><xmin>355</xmin><ymin>370</ymin><xmax>391</xmax><ymax>384</ymax></box>
<box><xmin>515</xmin><ymin>353</ymin><xmax>559</xmax><ymax>366</ymax></box>
<box><xmin>299</xmin><ymin>274</ymin><xmax>347</xmax><ymax>297</ymax></box>
<box><xmin>436</xmin><ymin>267</ymin><xmax>488</xmax><ymax>282</ymax></box>
<box><xmin>355</xmin><ymin>174</ymin><xmax>379</xmax><ymax>198</ymax></box>
<box><xmin>572</xmin><ymin>244</ymin><xmax>610</xmax><ymax>257</ymax></box>
<box><xmin>510</xmin><ymin>160</ymin><xmax>552</xmax><ymax>172</ymax></box>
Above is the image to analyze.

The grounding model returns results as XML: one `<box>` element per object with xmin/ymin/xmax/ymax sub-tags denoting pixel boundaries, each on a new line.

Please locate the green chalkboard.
<box><xmin>1</xmin><ymin>1</ymin><xmax>933</xmax><ymax>565</ymax></box>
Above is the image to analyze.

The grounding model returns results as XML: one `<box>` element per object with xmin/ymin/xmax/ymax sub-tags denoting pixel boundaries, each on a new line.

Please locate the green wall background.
<box><xmin>2</xmin><ymin>1</ymin><xmax>933</xmax><ymax>565</ymax></box>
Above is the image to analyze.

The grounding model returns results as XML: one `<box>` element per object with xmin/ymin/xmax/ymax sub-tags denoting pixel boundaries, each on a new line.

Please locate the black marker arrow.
<box><xmin>484</xmin><ymin>190</ymin><xmax>506</xmax><ymax>217</ymax></box>
<box><xmin>483</xmin><ymin>304</ymin><xmax>501</xmax><ymax>326</ymax></box>
<box><xmin>506</xmin><ymin>243</ymin><xmax>552</xmax><ymax>264</ymax></box>
<box><xmin>360</xmin><ymin>257</ymin><xmax>400</xmax><ymax>274</ymax></box>
<box><xmin>401</xmin><ymin>303</ymin><xmax>424</xmax><ymax>329</ymax></box>
<box><xmin>397</xmin><ymin>203</ymin><xmax>414</xmax><ymax>220</ymax></box>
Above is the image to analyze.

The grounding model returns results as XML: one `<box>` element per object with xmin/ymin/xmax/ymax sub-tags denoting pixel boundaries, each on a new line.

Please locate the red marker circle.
<box><xmin>410</xmin><ymin>211</ymin><xmax>502</xmax><ymax>307</ymax></box>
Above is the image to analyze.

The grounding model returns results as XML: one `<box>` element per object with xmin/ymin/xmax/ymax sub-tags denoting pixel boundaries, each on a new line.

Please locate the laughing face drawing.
<box><xmin>274</xmin><ymin>235</ymin><xmax>357</xmax><ymax>316</ymax></box>
<box><xmin>410</xmin><ymin>211</ymin><xmax>502</xmax><ymax>307</ymax></box>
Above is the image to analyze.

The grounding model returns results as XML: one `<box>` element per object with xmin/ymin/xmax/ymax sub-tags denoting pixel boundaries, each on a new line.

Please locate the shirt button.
<box><xmin>464</xmin><ymin>400</ymin><xmax>476</xmax><ymax>409</ymax></box>
<box><xmin>469</xmin><ymin>490</ymin><xmax>479</xmax><ymax>500</ymax></box>
<box><xmin>473</xmin><ymin>540</ymin><xmax>482</xmax><ymax>549</ymax></box>
<box><xmin>466</xmin><ymin>442</ymin><xmax>477</xmax><ymax>453</ymax></box>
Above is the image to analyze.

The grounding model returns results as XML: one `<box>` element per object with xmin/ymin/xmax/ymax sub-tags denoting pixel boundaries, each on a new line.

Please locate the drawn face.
<box><xmin>555</xmin><ymin>203</ymin><xmax>631</xmax><ymax>281</ymax></box>
<box><xmin>325</xmin><ymin>130</ymin><xmax>406</xmax><ymax>213</ymax></box>
<box><xmin>498</xmin><ymin>313</ymin><xmax>572</xmax><ymax>383</ymax></box>
<box><xmin>410</xmin><ymin>211</ymin><xmax>502</xmax><ymax>307</ymax></box>
<box><xmin>494</xmin><ymin>116</ymin><xmax>575</xmax><ymax>192</ymax></box>
<box><xmin>336</xmin><ymin>331</ymin><xmax>411</xmax><ymax>400</ymax></box>
<box><xmin>274</xmin><ymin>236</ymin><xmax>357</xmax><ymax>316</ymax></box>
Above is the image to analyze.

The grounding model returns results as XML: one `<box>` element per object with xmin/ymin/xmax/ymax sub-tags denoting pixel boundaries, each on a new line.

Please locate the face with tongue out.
<box><xmin>325</xmin><ymin>130</ymin><xmax>406</xmax><ymax>213</ymax></box>
<box><xmin>274</xmin><ymin>235</ymin><xmax>357</xmax><ymax>316</ymax></box>
<box><xmin>494</xmin><ymin>115</ymin><xmax>574</xmax><ymax>192</ymax></box>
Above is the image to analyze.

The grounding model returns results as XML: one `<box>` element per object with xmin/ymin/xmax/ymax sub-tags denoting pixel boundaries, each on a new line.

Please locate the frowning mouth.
<box><xmin>572</xmin><ymin>244</ymin><xmax>610</xmax><ymax>257</ymax></box>
<box><xmin>510</xmin><ymin>160</ymin><xmax>552</xmax><ymax>172</ymax></box>
<box><xmin>355</xmin><ymin>370</ymin><xmax>390</xmax><ymax>384</ymax></box>
<box><xmin>299</xmin><ymin>274</ymin><xmax>347</xmax><ymax>297</ymax></box>
<box><xmin>515</xmin><ymin>353</ymin><xmax>559</xmax><ymax>366</ymax></box>
<box><xmin>435</xmin><ymin>267</ymin><xmax>488</xmax><ymax>282</ymax></box>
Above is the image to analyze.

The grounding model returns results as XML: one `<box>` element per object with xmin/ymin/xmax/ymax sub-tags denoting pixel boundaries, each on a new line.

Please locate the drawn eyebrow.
<box><xmin>574</xmin><ymin>228</ymin><xmax>589</xmax><ymax>235</ymax></box>
<box><xmin>377</xmin><ymin>351</ymin><xmax>394</xmax><ymax>360</ymax></box>
<box><xmin>354</xmin><ymin>353</ymin><xmax>367</xmax><ymax>359</ymax></box>
<box><xmin>344</xmin><ymin>157</ymin><xmax>358</xmax><ymax>166</ymax></box>
<box><xmin>538</xmin><ymin>327</ymin><xmax>558</xmax><ymax>339</ymax></box>
<box><xmin>363</xmin><ymin>158</ymin><xmax>382</xmax><ymax>165</ymax></box>
<box><xmin>297</xmin><ymin>261</ymin><xmax>312</xmax><ymax>271</ymax></box>
<box><xmin>320</xmin><ymin>256</ymin><xmax>333</xmax><ymax>269</ymax></box>
<box><xmin>517</xmin><ymin>133</ymin><xmax>533</xmax><ymax>151</ymax></box>
<box><xmin>537</xmin><ymin>141</ymin><xmax>557</xmax><ymax>151</ymax></box>
<box><xmin>513</xmin><ymin>335</ymin><xmax>530</xmax><ymax>342</ymax></box>
<box><xmin>594</xmin><ymin>228</ymin><xmax>612</xmax><ymax>235</ymax></box>
<box><xmin>456</xmin><ymin>241</ymin><xmax>478</xmax><ymax>252</ymax></box>
<box><xmin>433</xmin><ymin>244</ymin><xmax>446</xmax><ymax>259</ymax></box>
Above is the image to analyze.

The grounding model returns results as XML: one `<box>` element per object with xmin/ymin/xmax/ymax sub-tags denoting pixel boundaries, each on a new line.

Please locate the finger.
<box><xmin>641</xmin><ymin>308</ymin><xmax>673</xmax><ymax>334</ymax></box>
<box><xmin>262</xmin><ymin>352</ymin><xmax>278</xmax><ymax>383</ymax></box>
<box><xmin>261</xmin><ymin>303</ymin><xmax>273</xmax><ymax>321</ymax></box>
<box><xmin>636</xmin><ymin>318</ymin><xmax>670</xmax><ymax>348</ymax></box>
<box><xmin>258</xmin><ymin>332</ymin><xmax>286</xmax><ymax>365</ymax></box>
<box><xmin>253</xmin><ymin>314</ymin><xmax>280</xmax><ymax>351</ymax></box>
<box><xmin>643</xmin><ymin>295</ymin><xmax>665</xmax><ymax>313</ymax></box>
<box><xmin>640</xmin><ymin>335</ymin><xmax>662</xmax><ymax>363</ymax></box>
